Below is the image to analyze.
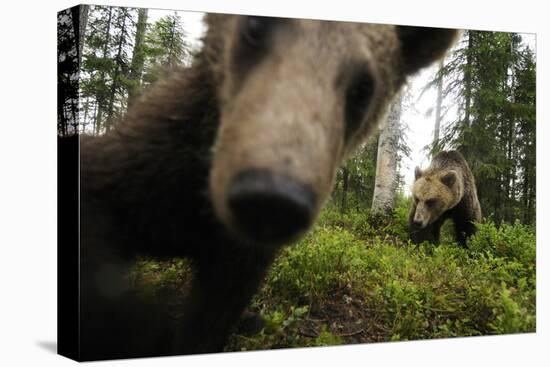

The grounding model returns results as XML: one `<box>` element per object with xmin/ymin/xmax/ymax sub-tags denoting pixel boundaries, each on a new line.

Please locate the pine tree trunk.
<box><xmin>127</xmin><ymin>8</ymin><xmax>148</xmax><ymax>109</ymax></box>
<box><xmin>371</xmin><ymin>95</ymin><xmax>402</xmax><ymax>214</ymax></box>
<box><xmin>77</xmin><ymin>5</ymin><xmax>89</xmax><ymax>66</ymax></box>
<box><xmin>522</xmin><ymin>169</ymin><xmax>529</xmax><ymax>223</ymax></box>
<box><xmin>528</xmin><ymin>183</ymin><xmax>535</xmax><ymax>224</ymax></box>
<box><xmin>95</xmin><ymin>7</ymin><xmax>113</xmax><ymax>135</ymax></box>
<box><xmin>341</xmin><ymin>167</ymin><xmax>349</xmax><ymax>214</ymax></box>
<box><xmin>105</xmin><ymin>10</ymin><xmax>128</xmax><ymax>131</ymax></box>
<box><xmin>167</xmin><ymin>16</ymin><xmax>177</xmax><ymax>67</ymax></box>
<box><xmin>91</xmin><ymin>100</ymin><xmax>97</xmax><ymax>133</ymax></box>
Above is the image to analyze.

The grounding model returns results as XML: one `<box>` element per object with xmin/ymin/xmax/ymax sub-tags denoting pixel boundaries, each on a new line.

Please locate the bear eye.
<box><xmin>233</xmin><ymin>17</ymin><xmax>282</xmax><ymax>75</ymax></box>
<box><xmin>345</xmin><ymin>69</ymin><xmax>375</xmax><ymax>141</ymax></box>
<box><xmin>241</xmin><ymin>16</ymin><xmax>275</xmax><ymax>47</ymax></box>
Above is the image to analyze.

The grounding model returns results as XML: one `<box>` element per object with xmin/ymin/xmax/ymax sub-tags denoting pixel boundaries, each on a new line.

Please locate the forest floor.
<box><xmin>130</xmin><ymin>203</ymin><xmax>536</xmax><ymax>353</ymax></box>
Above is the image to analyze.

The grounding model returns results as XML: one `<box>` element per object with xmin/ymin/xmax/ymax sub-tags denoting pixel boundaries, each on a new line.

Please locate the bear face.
<box><xmin>411</xmin><ymin>168</ymin><xmax>464</xmax><ymax>228</ymax></box>
<box><xmin>206</xmin><ymin>15</ymin><xmax>459</xmax><ymax>245</ymax></box>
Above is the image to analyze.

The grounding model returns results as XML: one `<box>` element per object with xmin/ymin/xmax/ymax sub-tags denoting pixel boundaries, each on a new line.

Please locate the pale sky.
<box><xmin>148</xmin><ymin>10</ymin><xmax>535</xmax><ymax>197</ymax></box>
<box><xmin>401</xmin><ymin>63</ymin><xmax>449</xmax><ymax>194</ymax></box>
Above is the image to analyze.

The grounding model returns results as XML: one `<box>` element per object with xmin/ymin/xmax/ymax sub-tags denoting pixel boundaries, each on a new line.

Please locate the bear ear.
<box><xmin>396</xmin><ymin>26</ymin><xmax>459</xmax><ymax>75</ymax></box>
<box><xmin>441</xmin><ymin>170</ymin><xmax>457</xmax><ymax>188</ymax></box>
<box><xmin>414</xmin><ymin>166</ymin><xmax>423</xmax><ymax>181</ymax></box>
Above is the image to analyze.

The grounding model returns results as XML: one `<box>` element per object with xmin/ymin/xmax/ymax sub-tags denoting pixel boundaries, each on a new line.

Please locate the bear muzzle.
<box><xmin>413</xmin><ymin>210</ymin><xmax>431</xmax><ymax>229</ymax></box>
<box><xmin>227</xmin><ymin>168</ymin><xmax>317</xmax><ymax>245</ymax></box>
<box><xmin>411</xmin><ymin>219</ymin><xmax>423</xmax><ymax>228</ymax></box>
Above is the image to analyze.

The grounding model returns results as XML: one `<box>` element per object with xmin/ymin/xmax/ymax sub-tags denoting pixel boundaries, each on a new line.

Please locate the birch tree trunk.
<box><xmin>464</xmin><ymin>31</ymin><xmax>473</xmax><ymax>129</ymax></box>
<box><xmin>371</xmin><ymin>95</ymin><xmax>402</xmax><ymax>214</ymax></box>
<box><xmin>433</xmin><ymin>59</ymin><xmax>444</xmax><ymax>154</ymax></box>
<box><xmin>504</xmin><ymin>37</ymin><xmax>517</xmax><ymax>222</ymax></box>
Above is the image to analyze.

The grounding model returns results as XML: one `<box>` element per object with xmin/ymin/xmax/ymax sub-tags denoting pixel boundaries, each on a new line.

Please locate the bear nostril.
<box><xmin>227</xmin><ymin>169</ymin><xmax>316</xmax><ymax>244</ymax></box>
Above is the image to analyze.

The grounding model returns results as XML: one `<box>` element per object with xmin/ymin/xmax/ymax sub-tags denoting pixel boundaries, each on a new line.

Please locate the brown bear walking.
<box><xmin>67</xmin><ymin>14</ymin><xmax>458</xmax><ymax>360</ymax></box>
<box><xmin>409</xmin><ymin>150</ymin><xmax>482</xmax><ymax>247</ymax></box>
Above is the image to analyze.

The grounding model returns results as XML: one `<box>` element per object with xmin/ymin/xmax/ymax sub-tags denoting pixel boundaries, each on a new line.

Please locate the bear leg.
<box><xmin>453</xmin><ymin>219</ymin><xmax>477</xmax><ymax>247</ymax></box>
<box><xmin>237</xmin><ymin>308</ymin><xmax>266</xmax><ymax>336</ymax></box>
<box><xmin>410</xmin><ymin>217</ymin><xmax>445</xmax><ymax>244</ymax></box>
<box><xmin>173</xmin><ymin>244</ymin><xmax>277</xmax><ymax>354</ymax></box>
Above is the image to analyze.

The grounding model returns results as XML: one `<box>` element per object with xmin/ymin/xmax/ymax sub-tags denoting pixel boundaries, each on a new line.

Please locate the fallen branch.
<box><xmin>337</xmin><ymin>328</ymin><xmax>365</xmax><ymax>337</ymax></box>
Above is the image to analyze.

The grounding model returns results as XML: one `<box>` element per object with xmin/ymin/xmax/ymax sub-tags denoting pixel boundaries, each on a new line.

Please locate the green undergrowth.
<box><xmin>130</xmin><ymin>205</ymin><xmax>536</xmax><ymax>352</ymax></box>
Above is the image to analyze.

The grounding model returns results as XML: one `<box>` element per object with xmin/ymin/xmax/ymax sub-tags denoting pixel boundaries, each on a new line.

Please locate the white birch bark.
<box><xmin>433</xmin><ymin>59</ymin><xmax>444</xmax><ymax>151</ymax></box>
<box><xmin>371</xmin><ymin>95</ymin><xmax>402</xmax><ymax>213</ymax></box>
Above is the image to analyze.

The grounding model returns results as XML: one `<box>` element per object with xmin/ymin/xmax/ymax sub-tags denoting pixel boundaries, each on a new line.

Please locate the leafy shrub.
<box><xmin>310</xmin><ymin>325</ymin><xmax>343</xmax><ymax>346</ymax></box>
<box><xmin>127</xmin><ymin>206</ymin><xmax>536</xmax><ymax>351</ymax></box>
<box><xmin>225</xmin><ymin>306</ymin><xmax>314</xmax><ymax>351</ymax></box>
<box><xmin>260</xmin><ymin>211</ymin><xmax>536</xmax><ymax>342</ymax></box>
<box><xmin>128</xmin><ymin>257</ymin><xmax>193</xmax><ymax>307</ymax></box>
<box><xmin>469</xmin><ymin>221</ymin><xmax>536</xmax><ymax>267</ymax></box>
<box><xmin>266</xmin><ymin>226</ymin><xmax>369</xmax><ymax>303</ymax></box>
<box><xmin>317</xmin><ymin>209</ymin><xmax>377</xmax><ymax>239</ymax></box>
<box><xmin>317</xmin><ymin>202</ymin><xmax>410</xmax><ymax>243</ymax></box>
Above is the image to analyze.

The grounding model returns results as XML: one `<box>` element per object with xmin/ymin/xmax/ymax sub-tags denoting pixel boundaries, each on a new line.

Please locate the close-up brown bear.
<box><xmin>409</xmin><ymin>150</ymin><xmax>482</xmax><ymax>247</ymax></box>
<box><xmin>69</xmin><ymin>14</ymin><xmax>458</xmax><ymax>360</ymax></box>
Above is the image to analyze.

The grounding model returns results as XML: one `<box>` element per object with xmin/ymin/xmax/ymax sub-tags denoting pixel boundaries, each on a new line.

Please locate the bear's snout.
<box><xmin>413</xmin><ymin>212</ymin><xmax>429</xmax><ymax>229</ymax></box>
<box><xmin>412</xmin><ymin>219</ymin><xmax>423</xmax><ymax>228</ymax></box>
<box><xmin>227</xmin><ymin>169</ymin><xmax>316</xmax><ymax>244</ymax></box>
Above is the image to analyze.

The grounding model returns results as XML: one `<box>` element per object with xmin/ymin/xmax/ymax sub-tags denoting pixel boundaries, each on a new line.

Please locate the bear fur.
<box><xmin>72</xmin><ymin>14</ymin><xmax>458</xmax><ymax>360</ymax></box>
<box><xmin>409</xmin><ymin>150</ymin><xmax>482</xmax><ymax>247</ymax></box>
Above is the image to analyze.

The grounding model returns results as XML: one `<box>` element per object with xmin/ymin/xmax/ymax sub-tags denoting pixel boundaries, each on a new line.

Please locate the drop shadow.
<box><xmin>36</xmin><ymin>340</ymin><xmax>57</xmax><ymax>354</ymax></box>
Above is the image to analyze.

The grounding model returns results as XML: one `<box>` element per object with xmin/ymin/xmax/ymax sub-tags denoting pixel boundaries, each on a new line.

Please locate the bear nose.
<box><xmin>412</xmin><ymin>219</ymin><xmax>423</xmax><ymax>227</ymax></box>
<box><xmin>227</xmin><ymin>169</ymin><xmax>316</xmax><ymax>244</ymax></box>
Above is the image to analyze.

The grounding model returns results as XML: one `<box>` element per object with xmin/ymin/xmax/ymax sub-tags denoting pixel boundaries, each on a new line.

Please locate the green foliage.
<box><xmin>265</xmin><ymin>225</ymin><xmax>368</xmax><ymax>304</ymax></box>
<box><xmin>490</xmin><ymin>283</ymin><xmax>535</xmax><ymax>334</ymax></box>
<box><xmin>241</xmin><ymin>207</ymin><xmax>535</xmax><ymax>347</ymax></box>
<box><xmin>80</xmin><ymin>6</ymin><xmax>139</xmax><ymax>133</ymax></box>
<box><xmin>224</xmin><ymin>306</ymin><xmax>321</xmax><ymax>351</ymax></box>
<box><xmin>311</xmin><ymin>325</ymin><xmax>343</xmax><ymax>346</ymax></box>
<box><xmin>57</xmin><ymin>8</ymin><xmax>80</xmax><ymax>136</ymax></box>
<box><xmin>127</xmin><ymin>206</ymin><xmax>535</xmax><ymax>352</ymax></box>
<box><xmin>142</xmin><ymin>13</ymin><xmax>193</xmax><ymax>84</ymax></box>
<box><xmin>432</xmin><ymin>30</ymin><xmax>536</xmax><ymax>224</ymax></box>
<box><xmin>317</xmin><ymin>209</ymin><xmax>377</xmax><ymax>240</ymax></box>
<box><xmin>332</xmin><ymin>136</ymin><xmax>379</xmax><ymax>213</ymax></box>
<box><xmin>469</xmin><ymin>221</ymin><xmax>536</xmax><ymax>266</ymax></box>
<box><xmin>331</xmin><ymin>118</ymin><xmax>409</xmax><ymax>215</ymax></box>
<box><xmin>79</xmin><ymin>7</ymin><xmax>194</xmax><ymax>134</ymax></box>
<box><xmin>320</xmin><ymin>194</ymin><xmax>411</xmax><ymax>242</ymax></box>
<box><xmin>129</xmin><ymin>257</ymin><xmax>193</xmax><ymax>308</ymax></box>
